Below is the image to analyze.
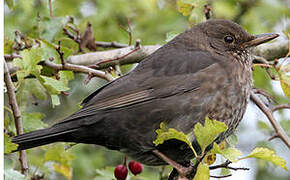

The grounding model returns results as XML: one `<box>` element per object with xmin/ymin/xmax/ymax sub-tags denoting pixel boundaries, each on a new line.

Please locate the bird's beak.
<box><xmin>241</xmin><ymin>33</ymin><xmax>279</xmax><ymax>48</ymax></box>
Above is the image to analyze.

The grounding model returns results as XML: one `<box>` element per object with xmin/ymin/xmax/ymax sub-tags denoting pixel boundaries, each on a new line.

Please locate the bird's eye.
<box><xmin>224</xmin><ymin>36</ymin><xmax>234</xmax><ymax>43</ymax></box>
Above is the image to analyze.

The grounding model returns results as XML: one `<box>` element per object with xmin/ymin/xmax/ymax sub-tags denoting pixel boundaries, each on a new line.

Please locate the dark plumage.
<box><xmin>12</xmin><ymin>19</ymin><xmax>278</xmax><ymax>166</ymax></box>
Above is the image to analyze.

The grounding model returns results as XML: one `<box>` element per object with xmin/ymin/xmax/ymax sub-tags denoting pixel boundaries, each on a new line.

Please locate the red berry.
<box><xmin>114</xmin><ymin>164</ymin><xmax>128</xmax><ymax>180</ymax></box>
<box><xmin>128</xmin><ymin>161</ymin><xmax>143</xmax><ymax>176</ymax></box>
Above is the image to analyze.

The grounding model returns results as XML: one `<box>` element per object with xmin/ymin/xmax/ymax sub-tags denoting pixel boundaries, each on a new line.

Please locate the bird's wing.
<box><xmin>63</xmin><ymin>44</ymin><xmax>220</xmax><ymax>123</ymax></box>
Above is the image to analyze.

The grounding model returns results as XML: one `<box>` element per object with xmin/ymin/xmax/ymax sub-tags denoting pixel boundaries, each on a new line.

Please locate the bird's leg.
<box><xmin>152</xmin><ymin>150</ymin><xmax>192</xmax><ymax>178</ymax></box>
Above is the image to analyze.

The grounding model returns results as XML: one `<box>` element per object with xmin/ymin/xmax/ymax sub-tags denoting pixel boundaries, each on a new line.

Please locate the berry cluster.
<box><xmin>114</xmin><ymin>158</ymin><xmax>143</xmax><ymax>180</ymax></box>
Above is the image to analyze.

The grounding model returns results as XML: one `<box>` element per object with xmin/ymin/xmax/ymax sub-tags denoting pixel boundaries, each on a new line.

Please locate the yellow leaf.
<box><xmin>278</xmin><ymin>63</ymin><xmax>290</xmax><ymax>98</ymax></box>
<box><xmin>177</xmin><ymin>0</ymin><xmax>194</xmax><ymax>16</ymax></box>
<box><xmin>154</xmin><ymin>122</ymin><xmax>198</xmax><ymax>157</ymax></box>
<box><xmin>246</xmin><ymin>147</ymin><xmax>288</xmax><ymax>171</ymax></box>
<box><xmin>193</xmin><ymin>163</ymin><xmax>209</xmax><ymax>180</ymax></box>
<box><xmin>193</xmin><ymin>117</ymin><xmax>227</xmax><ymax>153</ymax></box>
<box><xmin>212</xmin><ymin>143</ymin><xmax>242</xmax><ymax>162</ymax></box>
<box><xmin>53</xmin><ymin>163</ymin><xmax>72</xmax><ymax>180</ymax></box>
<box><xmin>280</xmin><ymin>79</ymin><xmax>290</xmax><ymax>98</ymax></box>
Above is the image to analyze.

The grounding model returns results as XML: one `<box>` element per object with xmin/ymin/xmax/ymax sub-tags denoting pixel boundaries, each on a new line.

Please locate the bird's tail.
<box><xmin>12</xmin><ymin>125</ymin><xmax>78</xmax><ymax>151</ymax></box>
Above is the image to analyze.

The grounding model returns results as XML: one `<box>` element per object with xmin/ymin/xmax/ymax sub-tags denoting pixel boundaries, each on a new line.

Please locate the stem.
<box><xmin>250</xmin><ymin>93</ymin><xmax>290</xmax><ymax>148</ymax></box>
<box><xmin>4</xmin><ymin>60</ymin><xmax>28</xmax><ymax>175</ymax></box>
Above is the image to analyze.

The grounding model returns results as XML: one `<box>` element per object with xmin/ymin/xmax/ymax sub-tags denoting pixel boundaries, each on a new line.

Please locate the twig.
<box><xmin>56</xmin><ymin>40</ymin><xmax>65</xmax><ymax>66</ymax></box>
<box><xmin>63</xmin><ymin>27</ymin><xmax>80</xmax><ymax>43</ymax></box>
<box><xmin>204</xmin><ymin>4</ymin><xmax>212</xmax><ymax>20</ymax></box>
<box><xmin>265</xmin><ymin>68</ymin><xmax>277</xmax><ymax>80</ymax></box>
<box><xmin>209</xmin><ymin>160</ymin><xmax>231</xmax><ymax>170</ymax></box>
<box><xmin>253</xmin><ymin>55</ymin><xmax>273</xmax><ymax>65</ymax></box>
<box><xmin>48</xmin><ymin>0</ymin><xmax>53</xmax><ymax>18</ymax></box>
<box><xmin>210</xmin><ymin>174</ymin><xmax>232</xmax><ymax>178</ymax></box>
<box><xmin>4</xmin><ymin>60</ymin><xmax>28</xmax><ymax>175</ymax></box>
<box><xmin>120</xmin><ymin>18</ymin><xmax>133</xmax><ymax>45</ymax></box>
<box><xmin>268</xmin><ymin>134</ymin><xmax>279</xmax><ymax>141</ymax></box>
<box><xmin>4</xmin><ymin>54</ymin><xmax>22</xmax><ymax>61</ymax></box>
<box><xmin>252</xmin><ymin>63</ymin><xmax>273</xmax><ymax>68</ymax></box>
<box><xmin>95</xmin><ymin>41</ymin><xmax>128</xmax><ymax>48</ymax></box>
<box><xmin>43</xmin><ymin>60</ymin><xmax>114</xmax><ymax>82</ymax></box>
<box><xmin>250</xmin><ymin>92</ymin><xmax>290</xmax><ymax>148</ymax></box>
<box><xmin>252</xmin><ymin>88</ymin><xmax>277</xmax><ymax>104</ymax></box>
<box><xmin>152</xmin><ymin>150</ymin><xmax>192</xmax><ymax>178</ymax></box>
<box><xmin>271</xmin><ymin>104</ymin><xmax>290</xmax><ymax>112</ymax></box>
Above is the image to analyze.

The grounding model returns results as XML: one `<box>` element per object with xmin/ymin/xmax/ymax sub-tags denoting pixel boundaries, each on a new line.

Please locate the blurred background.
<box><xmin>4</xmin><ymin>0</ymin><xmax>290</xmax><ymax>180</ymax></box>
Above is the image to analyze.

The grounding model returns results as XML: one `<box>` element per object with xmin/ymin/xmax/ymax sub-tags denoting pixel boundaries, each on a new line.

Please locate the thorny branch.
<box><xmin>4</xmin><ymin>60</ymin><xmax>29</xmax><ymax>175</ymax></box>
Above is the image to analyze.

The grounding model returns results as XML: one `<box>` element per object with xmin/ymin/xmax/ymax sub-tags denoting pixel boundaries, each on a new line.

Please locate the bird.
<box><xmin>12</xmin><ymin>19</ymin><xmax>279</xmax><ymax>166</ymax></box>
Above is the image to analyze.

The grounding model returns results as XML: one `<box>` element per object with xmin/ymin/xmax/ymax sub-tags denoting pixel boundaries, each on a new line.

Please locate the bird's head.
<box><xmin>196</xmin><ymin>19</ymin><xmax>279</xmax><ymax>58</ymax></box>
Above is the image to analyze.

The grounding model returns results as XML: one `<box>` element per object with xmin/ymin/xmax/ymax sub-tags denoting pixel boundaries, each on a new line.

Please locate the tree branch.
<box><xmin>4</xmin><ymin>60</ymin><xmax>28</xmax><ymax>175</ymax></box>
<box><xmin>271</xmin><ymin>104</ymin><xmax>290</xmax><ymax>112</ymax></box>
<box><xmin>250</xmin><ymin>92</ymin><xmax>290</xmax><ymax>148</ymax></box>
<box><xmin>67</xmin><ymin>45</ymin><xmax>161</xmax><ymax>68</ymax></box>
<box><xmin>42</xmin><ymin>60</ymin><xmax>114</xmax><ymax>82</ymax></box>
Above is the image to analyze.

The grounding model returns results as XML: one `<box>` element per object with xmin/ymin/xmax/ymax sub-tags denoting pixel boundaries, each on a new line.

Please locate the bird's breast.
<box><xmin>206</xmin><ymin>60</ymin><xmax>252</xmax><ymax>140</ymax></box>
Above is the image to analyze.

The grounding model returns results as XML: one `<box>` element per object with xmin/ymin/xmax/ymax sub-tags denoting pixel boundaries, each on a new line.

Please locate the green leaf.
<box><xmin>177</xmin><ymin>0</ymin><xmax>195</xmax><ymax>16</ymax></box>
<box><xmin>193</xmin><ymin>117</ymin><xmax>227</xmax><ymax>152</ymax></box>
<box><xmin>44</xmin><ymin>144</ymin><xmax>75</xmax><ymax>166</ymax></box>
<box><xmin>246</xmin><ymin>147</ymin><xmax>288</xmax><ymax>171</ymax></box>
<box><xmin>153</xmin><ymin>122</ymin><xmax>197</xmax><ymax>157</ymax></box>
<box><xmin>193</xmin><ymin>163</ymin><xmax>209</xmax><ymax>180</ymax></box>
<box><xmin>211</xmin><ymin>143</ymin><xmax>242</xmax><ymax>162</ymax></box>
<box><xmin>22</xmin><ymin>112</ymin><xmax>47</xmax><ymax>132</ymax></box>
<box><xmin>51</xmin><ymin>95</ymin><xmax>61</xmax><ymax>107</ymax></box>
<box><xmin>41</xmin><ymin>40</ymin><xmax>74</xmax><ymax>64</ymax></box>
<box><xmin>4</xmin><ymin>134</ymin><xmax>18</xmax><ymax>154</ymax></box>
<box><xmin>13</xmin><ymin>48</ymin><xmax>43</xmax><ymax>81</ymax></box>
<box><xmin>40</xmin><ymin>75</ymin><xmax>70</xmax><ymax>94</ymax></box>
<box><xmin>39</xmin><ymin>17</ymin><xmax>66</xmax><ymax>41</ymax></box>
<box><xmin>59</xmin><ymin>71</ymin><xmax>74</xmax><ymax>85</ymax></box>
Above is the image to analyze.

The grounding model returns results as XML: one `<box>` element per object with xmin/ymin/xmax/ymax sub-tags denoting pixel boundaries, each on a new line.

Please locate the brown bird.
<box><xmin>12</xmin><ymin>19</ymin><xmax>278</xmax><ymax>166</ymax></box>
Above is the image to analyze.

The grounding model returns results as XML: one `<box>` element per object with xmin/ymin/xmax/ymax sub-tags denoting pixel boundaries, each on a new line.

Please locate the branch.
<box><xmin>250</xmin><ymin>92</ymin><xmax>290</xmax><ymax>148</ymax></box>
<box><xmin>253</xmin><ymin>39</ymin><xmax>289</xmax><ymax>61</ymax></box>
<box><xmin>67</xmin><ymin>45</ymin><xmax>161</xmax><ymax>68</ymax></box>
<box><xmin>42</xmin><ymin>60</ymin><xmax>114</xmax><ymax>82</ymax></box>
<box><xmin>209</xmin><ymin>160</ymin><xmax>250</xmax><ymax>171</ymax></box>
<box><xmin>4</xmin><ymin>60</ymin><xmax>28</xmax><ymax>175</ymax></box>
<box><xmin>152</xmin><ymin>150</ymin><xmax>192</xmax><ymax>178</ymax></box>
<box><xmin>271</xmin><ymin>104</ymin><xmax>290</xmax><ymax>112</ymax></box>
<box><xmin>4</xmin><ymin>54</ymin><xmax>22</xmax><ymax>61</ymax></box>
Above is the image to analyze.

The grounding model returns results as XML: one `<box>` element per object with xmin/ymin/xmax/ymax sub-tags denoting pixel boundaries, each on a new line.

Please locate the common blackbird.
<box><xmin>12</xmin><ymin>19</ymin><xmax>278</xmax><ymax>166</ymax></box>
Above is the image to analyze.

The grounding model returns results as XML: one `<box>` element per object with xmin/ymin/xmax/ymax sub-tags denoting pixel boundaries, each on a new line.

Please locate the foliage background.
<box><xmin>4</xmin><ymin>0</ymin><xmax>290</xmax><ymax>179</ymax></box>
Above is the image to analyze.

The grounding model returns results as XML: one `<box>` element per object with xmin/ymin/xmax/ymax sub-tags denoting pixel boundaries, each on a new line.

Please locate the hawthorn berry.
<box><xmin>114</xmin><ymin>164</ymin><xmax>128</xmax><ymax>180</ymax></box>
<box><xmin>128</xmin><ymin>161</ymin><xmax>143</xmax><ymax>176</ymax></box>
